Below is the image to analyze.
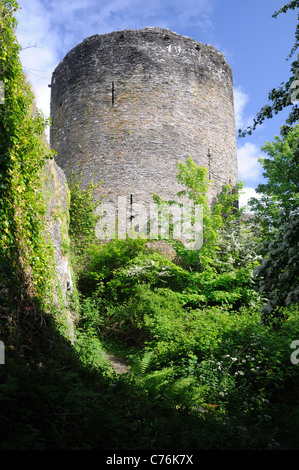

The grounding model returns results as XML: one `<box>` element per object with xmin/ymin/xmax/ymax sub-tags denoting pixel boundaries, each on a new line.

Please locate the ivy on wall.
<box><xmin>0</xmin><ymin>1</ymin><xmax>62</xmax><ymax>328</ymax></box>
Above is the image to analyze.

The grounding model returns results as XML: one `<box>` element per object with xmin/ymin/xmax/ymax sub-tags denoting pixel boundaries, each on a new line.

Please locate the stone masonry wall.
<box><xmin>50</xmin><ymin>27</ymin><xmax>237</xmax><ymax>235</ymax></box>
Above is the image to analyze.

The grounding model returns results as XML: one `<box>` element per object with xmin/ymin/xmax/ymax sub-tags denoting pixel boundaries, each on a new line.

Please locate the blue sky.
<box><xmin>15</xmin><ymin>0</ymin><xmax>298</xmax><ymax>208</ymax></box>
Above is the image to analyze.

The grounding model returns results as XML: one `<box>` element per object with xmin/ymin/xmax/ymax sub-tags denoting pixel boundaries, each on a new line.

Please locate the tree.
<box><xmin>255</xmin><ymin>209</ymin><xmax>299</xmax><ymax>323</ymax></box>
<box><xmin>0</xmin><ymin>0</ymin><xmax>54</xmax><ymax>302</ymax></box>
<box><xmin>239</xmin><ymin>1</ymin><xmax>299</xmax><ymax>137</ymax></box>
<box><xmin>237</xmin><ymin>3</ymin><xmax>299</xmax><ymax>321</ymax></box>
<box><xmin>247</xmin><ymin>126</ymin><xmax>299</xmax><ymax>322</ymax></box>
<box><xmin>248</xmin><ymin>124</ymin><xmax>299</xmax><ymax>241</ymax></box>
<box><xmin>153</xmin><ymin>156</ymin><xmax>245</xmax><ymax>270</ymax></box>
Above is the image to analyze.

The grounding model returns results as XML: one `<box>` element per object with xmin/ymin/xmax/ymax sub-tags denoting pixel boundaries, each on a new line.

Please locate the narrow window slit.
<box><xmin>129</xmin><ymin>194</ymin><xmax>134</xmax><ymax>222</ymax></box>
<box><xmin>111</xmin><ymin>81</ymin><xmax>115</xmax><ymax>107</ymax></box>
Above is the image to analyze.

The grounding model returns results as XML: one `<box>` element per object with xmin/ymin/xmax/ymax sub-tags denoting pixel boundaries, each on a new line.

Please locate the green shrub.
<box><xmin>0</xmin><ymin>0</ymin><xmax>55</xmax><ymax>304</ymax></box>
<box><xmin>147</xmin><ymin>304</ymin><xmax>299</xmax><ymax>414</ymax></box>
<box><xmin>68</xmin><ymin>174</ymin><xmax>101</xmax><ymax>275</ymax></box>
<box><xmin>79</xmin><ymin>238</ymin><xmax>147</xmax><ymax>296</ymax></box>
<box><xmin>95</xmin><ymin>285</ymin><xmax>184</xmax><ymax>346</ymax></box>
<box><xmin>106</xmin><ymin>251</ymin><xmax>191</xmax><ymax>302</ymax></box>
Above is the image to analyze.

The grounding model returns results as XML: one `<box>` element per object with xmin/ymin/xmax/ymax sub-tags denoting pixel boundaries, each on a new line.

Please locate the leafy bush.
<box><xmin>106</xmin><ymin>251</ymin><xmax>191</xmax><ymax>302</ymax></box>
<box><xmin>133</xmin><ymin>302</ymin><xmax>299</xmax><ymax>420</ymax></box>
<box><xmin>68</xmin><ymin>173</ymin><xmax>101</xmax><ymax>275</ymax></box>
<box><xmin>255</xmin><ymin>210</ymin><xmax>299</xmax><ymax>322</ymax></box>
<box><xmin>248</xmin><ymin>125</ymin><xmax>299</xmax><ymax>241</ymax></box>
<box><xmin>2</xmin><ymin>3</ymin><xmax>299</xmax><ymax>451</ymax></box>
<box><xmin>79</xmin><ymin>238</ymin><xmax>147</xmax><ymax>296</ymax></box>
<box><xmin>0</xmin><ymin>0</ymin><xmax>55</xmax><ymax>304</ymax></box>
<box><xmin>94</xmin><ymin>285</ymin><xmax>184</xmax><ymax>346</ymax></box>
<box><xmin>82</xmin><ymin>238</ymin><xmax>259</xmax><ymax>315</ymax></box>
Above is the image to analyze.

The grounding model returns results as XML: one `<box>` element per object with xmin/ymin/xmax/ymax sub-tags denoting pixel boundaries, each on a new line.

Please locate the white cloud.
<box><xmin>16</xmin><ymin>2</ymin><xmax>59</xmax><ymax>118</ymax></box>
<box><xmin>234</xmin><ymin>86</ymin><xmax>249</xmax><ymax>129</ymax></box>
<box><xmin>239</xmin><ymin>187</ymin><xmax>261</xmax><ymax>211</ymax></box>
<box><xmin>237</xmin><ymin>141</ymin><xmax>263</xmax><ymax>182</ymax></box>
<box><xmin>233</xmin><ymin>85</ymin><xmax>254</xmax><ymax>131</ymax></box>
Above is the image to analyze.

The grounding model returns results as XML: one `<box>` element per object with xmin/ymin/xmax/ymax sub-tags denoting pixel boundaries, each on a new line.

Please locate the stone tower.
<box><xmin>50</xmin><ymin>27</ymin><xmax>237</xmax><ymax>239</ymax></box>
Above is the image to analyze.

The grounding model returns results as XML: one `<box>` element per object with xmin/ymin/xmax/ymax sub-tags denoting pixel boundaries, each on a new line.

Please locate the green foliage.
<box><xmin>130</xmin><ymin>350</ymin><xmax>155</xmax><ymax>377</ymax></box>
<box><xmin>0</xmin><ymin>2</ymin><xmax>64</xmax><ymax>316</ymax></box>
<box><xmin>140</xmin><ymin>302</ymin><xmax>299</xmax><ymax>422</ymax></box>
<box><xmin>212</xmin><ymin>220</ymin><xmax>262</xmax><ymax>271</ymax></box>
<box><xmin>273</xmin><ymin>1</ymin><xmax>299</xmax><ymax>58</ymax></box>
<box><xmin>77</xmin><ymin>160</ymin><xmax>260</xmax><ymax>354</ymax></box>
<box><xmin>248</xmin><ymin>125</ymin><xmax>299</xmax><ymax>240</ymax></box>
<box><xmin>175</xmin><ymin>158</ymin><xmax>210</xmax><ymax>206</ymax></box>
<box><xmin>255</xmin><ymin>212</ymin><xmax>299</xmax><ymax>322</ymax></box>
<box><xmin>68</xmin><ymin>173</ymin><xmax>101</xmax><ymax>275</ymax></box>
<box><xmin>107</xmin><ymin>252</ymin><xmax>190</xmax><ymax>298</ymax></box>
<box><xmin>246</xmin><ymin>126</ymin><xmax>299</xmax><ymax>320</ymax></box>
<box><xmin>1</xmin><ymin>2</ymin><xmax>298</xmax><ymax>451</ymax></box>
<box><xmin>170</xmin><ymin>156</ymin><xmax>245</xmax><ymax>270</ymax></box>
<box><xmin>82</xmin><ymin>238</ymin><xmax>258</xmax><ymax>318</ymax></box>
<box><xmin>68</xmin><ymin>149</ymin><xmax>299</xmax><ymax>448</ymax></box>
<box><xmin>78</xmin><ymin>237</ymin><xmax>147</xmax><ymax>295</ymax></box>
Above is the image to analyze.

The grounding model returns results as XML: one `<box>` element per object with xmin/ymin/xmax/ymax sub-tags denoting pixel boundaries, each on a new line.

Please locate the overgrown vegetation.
<box><xmin>0</xmin><ymin>1</ymin><xmax>298</xmax><ymax>451</ymax></box>
<box><xmin>68</xmin><ymin>172</ymin><xmax>101</xmax><ymax>277</ymax></box>
<box><xmin>72</xmin><ymin>155</ymin><xmax>299</xmax><ymax>450</ymax></box>
<box><xmin>0</xmin><ymin>0</ymin><xmax>72</xmax><ymax>351</ymax></box>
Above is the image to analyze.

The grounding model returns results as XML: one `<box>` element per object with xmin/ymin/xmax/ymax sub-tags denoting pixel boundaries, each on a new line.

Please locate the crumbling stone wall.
<box><xmin>44</xmin><ymin>159</ymin><xmax>73</xmax><ymax>295</ymax></box>
<box><xmin>43</xmin><ymin>158</ymin><xmax>76</xmax><ymax>340</ymax></box>
<box><xmin>50</xmin><ymin>27</ymin><xmax>237</xmax><ymax>228</ymax></box>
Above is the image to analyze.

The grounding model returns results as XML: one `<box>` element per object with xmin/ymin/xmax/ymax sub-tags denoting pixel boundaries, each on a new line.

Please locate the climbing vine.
<box><xmin>0</xmin><ymin>1</ymin><xmax>58</xmax><ymax>324</ymax></box>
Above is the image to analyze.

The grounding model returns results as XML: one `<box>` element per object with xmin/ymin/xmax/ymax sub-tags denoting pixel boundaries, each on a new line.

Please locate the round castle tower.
<box><xmin>50</xmin><ymin>27</ymin><xmax>237</xmax><ymax>238</ymax></box>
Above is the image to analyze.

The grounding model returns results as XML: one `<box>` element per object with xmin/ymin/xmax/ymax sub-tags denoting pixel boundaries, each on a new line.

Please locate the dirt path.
<box><xmin>106</xmin><ymin>353</ymin><xmax>131</xmax><ymax>374</ymax></box>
